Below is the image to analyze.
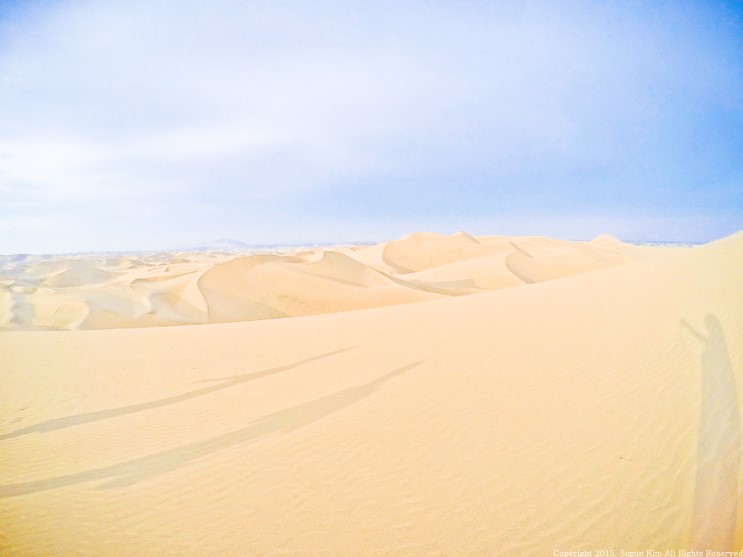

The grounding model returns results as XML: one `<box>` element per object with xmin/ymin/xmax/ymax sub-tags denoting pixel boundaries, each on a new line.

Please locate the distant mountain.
<box><xmin>194</xmin><ymin>238</ymin><xmax>253</xmax><ymax>251</ymax></box>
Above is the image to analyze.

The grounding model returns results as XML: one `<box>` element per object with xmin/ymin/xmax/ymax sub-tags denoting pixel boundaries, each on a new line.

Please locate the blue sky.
<box><xmin>0</xmin><ymin>0</ymin><xmax>741</xmax><ymax>253</ymax></box>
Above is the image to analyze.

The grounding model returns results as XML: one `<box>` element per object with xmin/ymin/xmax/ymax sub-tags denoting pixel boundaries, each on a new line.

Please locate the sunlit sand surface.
<box><xmin>1</xmin><ymin>231</ymin><xmax>742</xmax><ymax>555</ymax></box>
<box><xmin>0</xmin><ymin>232</ymin><xmax>660</xmax><ymax>330</ymax></box>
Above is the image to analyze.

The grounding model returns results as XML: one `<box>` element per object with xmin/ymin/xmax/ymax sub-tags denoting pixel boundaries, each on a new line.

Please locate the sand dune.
<box><xmin>0</xmin><ymin>232</ymin><xmax>662</xmax><ymax>330</ymax></box>
<box><xmin>1</xmin><ymin>231</ymin><xmax>741</xmax><ymax>555</ymax></box>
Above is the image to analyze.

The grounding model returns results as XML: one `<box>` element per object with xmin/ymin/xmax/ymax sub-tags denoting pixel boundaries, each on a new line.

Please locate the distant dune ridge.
<box><xmin>1</xmin><ymin>230</ymin><xmax>742</xmax><ymax>555</ymax></box>
<box><xmin>0</xmin><ymin>231</ymin><xmax>660</xmax><ymax>330</ymax></box>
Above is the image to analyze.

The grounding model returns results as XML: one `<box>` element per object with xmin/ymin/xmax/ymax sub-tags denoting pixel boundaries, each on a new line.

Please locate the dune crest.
<box><xmin>0</xmin><ymin>232</ymin><xmax>665</xmax><ymax>330</ymax></box>
<box><xmin>0</xmin><ymin>232</ymin><xmax>741</xmax><ymax>555</ymax></box>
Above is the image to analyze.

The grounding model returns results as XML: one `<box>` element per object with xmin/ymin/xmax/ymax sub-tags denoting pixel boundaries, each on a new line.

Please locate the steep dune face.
<box><xmin>0</xmin><ymin>233</ymin><xmax>741</xmax><ymax>556</ymax></box>
<box><xmin>43</xmin><ymin>264</ymin><xmax>116</xmax><ymax>288</ymax></box>
<box><xmin>381</xmin><ymin>230</ymin><xmax>489</xmax><ymax>273</ymax></box>
<box><xmin>400</xmin><ymin>252</ymin><xmax>523</xmax><ymax>292</ymax></box>
<box><xmin>197</xmin><ymin>251</ymin><xmax>440</xmax><ymax>323</ymax></box>
<box><xmin>0</xmin><ymin>232</ymin><xmax>666</xmax><ymax>330</ymax></box>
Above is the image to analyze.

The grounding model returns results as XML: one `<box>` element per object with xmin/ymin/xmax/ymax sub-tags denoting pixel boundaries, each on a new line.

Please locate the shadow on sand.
<box><xmin>682</xmin><ymin>315</ymin><xmax>741</xmax><ymax>550</ymax></box>
<box><xmin>0</xmin><ymin>347</ymin><xmax>353</xmax><ymax>441</ymax></box>
<box><xmin>0</xmin><ymin>360</ymin><xmax>423</xmax><ymax>498</ymax></box>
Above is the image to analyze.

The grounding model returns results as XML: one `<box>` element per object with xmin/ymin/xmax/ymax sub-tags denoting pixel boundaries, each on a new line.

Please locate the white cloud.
<box><xmin>0</xmin><ymin>0</ymin><xmax>740</xmax><ymax>251</ymax></box>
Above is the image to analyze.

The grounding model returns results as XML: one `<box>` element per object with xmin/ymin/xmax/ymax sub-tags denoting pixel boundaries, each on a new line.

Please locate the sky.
<box><xmin>0</xmin><ymin>0</ymin><xmax>742</xmax><ymax>253</ymax></box>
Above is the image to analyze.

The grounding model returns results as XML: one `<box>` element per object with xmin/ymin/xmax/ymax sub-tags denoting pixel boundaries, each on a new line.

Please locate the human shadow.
<box><xmin>0</xmin><ymin>360</ymin><xmax>423</xmax><ymax>498</ymax></box>
<box><xmin>682</xmin><ymin>315</ymin><xmax>741</xmax><ymax>550</ymax></box>
<box><xmin>0</xmin><ymin>347</ymin><xmax>353</xmax><ymax>441</ymax></box>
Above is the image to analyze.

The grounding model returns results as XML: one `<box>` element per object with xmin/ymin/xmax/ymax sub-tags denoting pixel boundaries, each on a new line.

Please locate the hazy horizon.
<box><xmin>0</xmin><ymin>233</ymin><xmax>708</xmax><ymax>258</ymax></box>
<box><xmin>1</xmin><ymin>0</ymin><xmax>742</xmax><ymax>253</ymax></box>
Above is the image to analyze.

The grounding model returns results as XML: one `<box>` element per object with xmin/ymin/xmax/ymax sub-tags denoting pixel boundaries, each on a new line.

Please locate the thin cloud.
<box><xmin>0</xmin><ymin>0</ymin><xmax>741</xmax><ymax>252</ymax></box>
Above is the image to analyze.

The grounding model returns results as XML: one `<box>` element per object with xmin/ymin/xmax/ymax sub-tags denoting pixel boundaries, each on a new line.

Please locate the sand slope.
<box><xmin>1</xmin><ymin>232</ymin><xmax>741</xmax><ymax>555</ymax></box>
<box><xmin>0</xmin><ymin>232</ymin><xmax>658</xmax><ymax>330</ymax></box>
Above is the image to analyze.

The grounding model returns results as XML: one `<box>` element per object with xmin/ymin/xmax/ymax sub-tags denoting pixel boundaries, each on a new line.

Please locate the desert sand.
<box><xmin>0</xmin><ymin>232</ymin><xmax>660</xmax><ymax>331</ymax></box>
<box><xmin>1</xmin><ymin>231</ymin><xmax>742</xmax><ymax>555</ymax></box>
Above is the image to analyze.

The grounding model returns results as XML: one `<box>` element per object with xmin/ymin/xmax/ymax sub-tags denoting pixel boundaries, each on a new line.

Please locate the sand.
<box><xmin>1</xmin><ymin>231</ymin><xmax>741</xmax><ymax>555</ymax></box>
<box><xmin>0</xmin><ymin>232</ymin><xmax>659</xmax><ymax>331</ymax></box>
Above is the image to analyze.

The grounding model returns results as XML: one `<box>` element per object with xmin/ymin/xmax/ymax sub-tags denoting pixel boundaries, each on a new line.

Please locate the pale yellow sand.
<box><xmin>0</xmin><ymin>233</ymin><xmax>658</xmax><ymax>330</ymax></box>
<box><xmin>1</xmin><ymin>232</ymin><xmax>741</xmax><ymax>555</ymax></box>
